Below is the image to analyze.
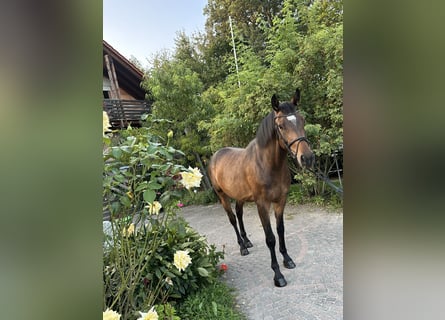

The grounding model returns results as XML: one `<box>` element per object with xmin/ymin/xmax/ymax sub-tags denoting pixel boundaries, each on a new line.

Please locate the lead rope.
<box><xmin>307</xmin><ymin>166</ymin><xmax>343</xmax><ymax>195</ymax></box>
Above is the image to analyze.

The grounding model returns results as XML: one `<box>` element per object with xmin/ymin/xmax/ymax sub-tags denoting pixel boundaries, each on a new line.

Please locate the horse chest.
<box><xmin>248</xmin><ymin>169</ymin><xmax>290</xmax><ymax>202</ymax></box>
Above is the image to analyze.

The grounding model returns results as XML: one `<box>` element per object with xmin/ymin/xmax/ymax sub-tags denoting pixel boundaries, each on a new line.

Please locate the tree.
<box><xmin>141</xmin><ymin>53</ymin><xmax>215</xmax><ymax>174</ymax></box>
<box><xmin>201</xmin><ymin>39</ymin><xmax>281</xmax><ymax>152</ymax></box>
<box><xmin>129</xmin><ymin>55</ymin><xmax>146</xmax><ymax>73</ymax></box>
<box><xmin>204</xmin><ymin>0</ymin><xmax>282</xmax><ymax>57</ymax></box>
<box><xmin>293</xmin><ymin>0</ymin><xmax>343</xmax><ymax>156</ymax></box>
<box><xmin>173</xmin><ymin>31</ymin><xmax>229</xmax><ymax>90</ymax></box>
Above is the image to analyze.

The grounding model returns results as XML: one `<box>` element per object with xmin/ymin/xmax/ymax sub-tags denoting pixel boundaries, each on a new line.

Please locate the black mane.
<box><xmin>256</xmin><ymin>102</ymin><xmax>296</xmax><ymax>148</ymax></box>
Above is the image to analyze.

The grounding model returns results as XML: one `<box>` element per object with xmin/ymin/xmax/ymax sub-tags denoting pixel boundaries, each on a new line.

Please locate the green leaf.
<box><xmin>143</xmin><ymin>189</ymin><xmax>156</xmax><ymax>204</ymax></box>
<box><xmin>113</xmin><ymin>174</ymin><xmax>126</xmax><ymax>183</ymax></box>
<box><xmin>197</xmin><ymin>267</ymin><xmax>209</xmax><ymax>277</ymax></box>
<box><xmin>164</xmin><ymin>270</ymin><xmax>176</xmax><ymax>279</ymax></box>
<box><xmin>134</xmin><ymin>181</ymin><xmax>148</xmax><ymax>192</ymax></box>
<box><xmin>120</xmin><ymin>195</ymin><xmax>131</xmax><ymax>207</ymax></box>
<box><xmin>148</xmin><ymin>181</ymin><xmax>162</xmax><ymax>190</ymax></box>
<box><xmin>111</xmin><ymin>148</ymin><xmax>122</xmax><ymax>159</ymax></box>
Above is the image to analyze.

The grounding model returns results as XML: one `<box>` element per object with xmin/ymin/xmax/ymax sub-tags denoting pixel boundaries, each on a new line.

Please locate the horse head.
<box><xmin>272</xmin><ymin>88</ymin><xmax>314</xmax><ymax>168</ymax></box>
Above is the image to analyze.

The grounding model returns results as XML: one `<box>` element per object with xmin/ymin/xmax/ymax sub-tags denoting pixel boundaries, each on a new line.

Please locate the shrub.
<box><xmin>103</xmin><ymin>126</ymin><xmax>187</xmax><ymax>219</ymax></box>
<box><xmin>103</xmin><ymin>125</ymin><xmax>223</xmax><ymax>319</ymax></box>
<box><xmin>287</xmin><ymin>171</ymin><xmax>343</xmax><ymax>208</ymax></box>
<box><xmin>103</xmin><ymin>212</ymin><xmax>223</xmax><ymax>319</ymax></box>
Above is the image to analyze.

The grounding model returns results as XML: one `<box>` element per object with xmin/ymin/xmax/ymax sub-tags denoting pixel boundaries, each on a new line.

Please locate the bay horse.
<box><xmin>208</xmin><ymin>88</ymin><xmax>314</xmax><ymax>287</ymax></box>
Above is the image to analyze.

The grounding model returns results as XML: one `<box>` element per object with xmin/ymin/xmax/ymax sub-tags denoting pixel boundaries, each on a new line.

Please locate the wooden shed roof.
<box><xmin>103</xmin><ymin>40</ymin><xmax>146</xmax><ymax>100</ymax></box>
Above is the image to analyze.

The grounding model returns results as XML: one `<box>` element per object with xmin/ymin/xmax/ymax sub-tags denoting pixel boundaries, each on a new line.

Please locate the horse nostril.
<box><xmin>301</xmin><ymin>154</ymin><xmax>314</xmax><ymax>167</ymax></box>
<box><xmin>309</xmin><ymin>154</ymin><xmax>315</xmax><ymax>167</ymax></box>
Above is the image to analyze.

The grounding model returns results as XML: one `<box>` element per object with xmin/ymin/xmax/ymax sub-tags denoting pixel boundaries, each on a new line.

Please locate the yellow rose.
<box><xmin>173</xmin><ymin>250</ymin><xmax>192</xmax><ymax>272</ymax></box>
<box><xmin>103</xmin><ymin>308</ymin><xmax>121</xmax><ymax>320</ymax></box>
<box><xmin>180</xmin><ymin>167</ymin><xmax>203</xmax><ymax>190</ymax></box>
<box><xmin>137</xmin><ymin>307</ymin><xmax>158</xmax><ymax>320</ymax></box>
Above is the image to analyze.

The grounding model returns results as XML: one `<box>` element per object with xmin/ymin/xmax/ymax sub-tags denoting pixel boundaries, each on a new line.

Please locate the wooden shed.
<box><xmin>103</xmin><ymin>40</ymin><xmax>151</xmax><ymax>128</ymax></box>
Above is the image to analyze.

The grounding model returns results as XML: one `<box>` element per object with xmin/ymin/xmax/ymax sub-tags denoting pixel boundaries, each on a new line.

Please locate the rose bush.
<box><xmin>103</xmin><ymin>126</ymin><xmax>223</xmax><ymax>319</ymax></box>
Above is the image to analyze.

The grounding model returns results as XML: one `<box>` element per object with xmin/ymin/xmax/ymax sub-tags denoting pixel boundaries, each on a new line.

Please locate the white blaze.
<box><xmin>286</xmin><ymin>115</ymin><xmax>297</xmax><ymax>125</ymax></box>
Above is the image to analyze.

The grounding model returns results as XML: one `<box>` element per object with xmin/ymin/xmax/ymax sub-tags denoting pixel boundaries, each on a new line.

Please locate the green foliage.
<box><xmin>200</xmin><ymin>44</ymin><xmax>271</xmax><ymax>151</ymax></box>
<box><xmin>182</xmin><ymin>189</ymin><xmax>218</xmax><ymax>206</ymax></box>
<box><xmin>287</xmin><ymin>160</ymin><xmax>343</xmax><ymax>208</ymax></box>
<box><xmin>103</xmin><ymin>214</ymin><xmax>223</xmax><ymax>319</ymax></box>
<box><xmin>142</xmin><ymin>54</ymin><xmax>215</xmax><ymax>167</ymax></box>
<box><xmin>103</xmin><ymin>126</ymin><xmax>187</xmax><ymax>218</ymax></box>
<box><xmin>177</xmin><ymin>280</ymin><xmax>245</xmax><ymax>320</ymax></box>
<box><xmin>155</xmin><ymin>303</ymin><xmax>181</xmax><ymax>320</ymax></box>
<box><xmin>103</xmin><ymin>213</ymin><xmax>223</xmax><ymax>319</ymax></box>
<box><xmin>203</xmin><ymin>0</ymin><xmax>282</xmax><ymax>58</ymax></box>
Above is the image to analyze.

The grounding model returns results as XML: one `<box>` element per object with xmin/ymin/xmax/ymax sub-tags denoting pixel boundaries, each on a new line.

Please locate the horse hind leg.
<box><xmin>218</xmin><ymin>193</ymin><xmax>249</xmax><ymax>256</ymax></box>
<box><xmin>235</xmin><ymin>200</ymin><xmax>253</xmax><ymax>248</ymax></box>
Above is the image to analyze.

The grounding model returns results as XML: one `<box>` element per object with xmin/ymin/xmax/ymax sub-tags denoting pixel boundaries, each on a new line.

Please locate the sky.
<box><xmin>103</xmin><ymin>0</ymin><xmax>208</xmax><ymax>68</ymax></box>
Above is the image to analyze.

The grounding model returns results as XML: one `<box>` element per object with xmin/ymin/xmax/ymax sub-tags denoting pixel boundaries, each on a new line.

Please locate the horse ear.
<box><xmin>291</xmin><ymin>88</ymin><xmax>301</xmax><ymax>106</ymax></box>
<box><xmin>271</xmin><ymin>94</ymin><xmax>279</xmax><ymax>111</ymax></box>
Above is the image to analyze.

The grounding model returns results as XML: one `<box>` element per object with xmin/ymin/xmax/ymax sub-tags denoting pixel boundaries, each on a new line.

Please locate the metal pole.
<box><xmin>229</xmin><ymin>16</ymin><xmax>241</xmax><ymax>88</ymax></box>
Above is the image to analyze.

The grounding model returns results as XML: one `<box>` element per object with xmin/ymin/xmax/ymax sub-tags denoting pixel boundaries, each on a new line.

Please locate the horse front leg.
<box><xmin>257</xmin><ymin>201</ymin><xmax>287</xmax><ymax>287</ymax></box>
<box><xmin>273</xmin><ymin>200</ymin><xmax>296</xmax><ymax>269</ymax></box>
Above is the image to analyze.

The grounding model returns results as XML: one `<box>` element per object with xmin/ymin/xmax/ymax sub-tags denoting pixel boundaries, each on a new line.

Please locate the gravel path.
<box><xmin>179</xmin><ymin>203</ymin><xmax>343</xmax><ymax>320</ymax></box>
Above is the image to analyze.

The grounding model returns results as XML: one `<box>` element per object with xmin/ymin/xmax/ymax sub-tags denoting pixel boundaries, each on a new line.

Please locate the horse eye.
<box><xmin>278</xmin><ymin>124</ymin><xmax>284</xmax><ymax>130</ymax></box>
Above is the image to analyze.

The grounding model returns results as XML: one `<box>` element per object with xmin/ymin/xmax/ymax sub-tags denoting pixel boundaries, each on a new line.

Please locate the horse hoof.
<box><xmin>274</xmin><ymin>277</ymin><xmax>287</xmax><ymax>287</ymax></box>
<box><xmin>284</xmin><ymin>259</ymin><xmax>296</xmax><ymax>269</ymax></box>
<box><xmin>244</xmin><ymin>240</ymin><xmax>253</xmax><ymax>248</ymax></box>
<box><xmin>240</xmin><ymin>248</ymin><xmax>249</xmax><ymax>256</ymax></box>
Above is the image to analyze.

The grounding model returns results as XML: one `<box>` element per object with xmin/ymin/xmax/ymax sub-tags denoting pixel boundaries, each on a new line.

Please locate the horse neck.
<box><xmin>257</xmin><ymin>138</ymin><xmax>288</xmax><ymax>170</ymax></box>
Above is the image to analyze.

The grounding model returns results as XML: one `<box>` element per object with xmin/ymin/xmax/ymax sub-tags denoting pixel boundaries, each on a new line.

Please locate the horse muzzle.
<box><xmin>300</xmin><ymin>153</ymin><xmax>315</xmax><ymax>168</ymax></box>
